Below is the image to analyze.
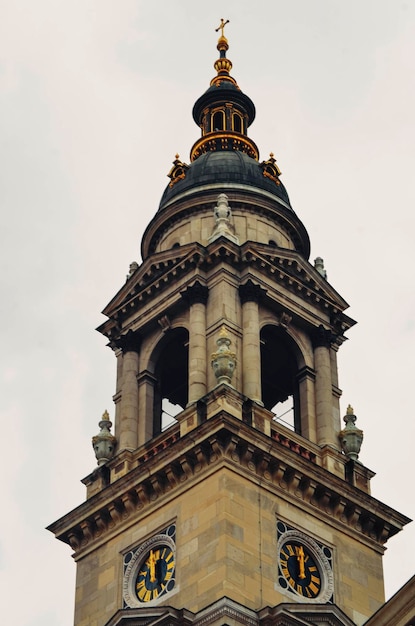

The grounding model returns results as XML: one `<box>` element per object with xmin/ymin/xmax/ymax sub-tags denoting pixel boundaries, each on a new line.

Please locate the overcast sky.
<box><xmin>1</xmin><ymin>2</ymin><xmax>415</xmax><ymax>625</ymax></box>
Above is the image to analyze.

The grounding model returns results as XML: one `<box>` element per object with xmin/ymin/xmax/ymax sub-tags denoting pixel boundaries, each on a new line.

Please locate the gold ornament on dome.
<box><xmin>260</xmin><ymin>153</ymin><xmax>282</xmax><ymax>185</ymax></box>
<box><xmin>167</xmin><ymin>154</ymin><xmax>189</xmax><ymax>187</ymax></box>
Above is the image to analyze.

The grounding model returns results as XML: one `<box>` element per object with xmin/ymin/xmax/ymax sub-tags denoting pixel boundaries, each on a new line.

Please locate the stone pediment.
<box><xmin>239</xmin><ymin>241</ymin><xmax>351</xmax><ymax>318</ymax></box>
<box><xmin>97</xmin><ymin>237</ymin><xmax>355</xmax><ymax>344</ymax></box>
<box><xmin>97</xmin><ymin>243</ymin><xmax>206</xmax><ymax>340</ymax></box>
<box><xmin>101</xmin><ymin>243</ymin><xmax>205</xmax><ymax>318</ymax></box>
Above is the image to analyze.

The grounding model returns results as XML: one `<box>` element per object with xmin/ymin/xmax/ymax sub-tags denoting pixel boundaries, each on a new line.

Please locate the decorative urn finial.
<box><xmin>339</xmin><ymin>404</ymin><xmax>363</xmax><ymax>461</ymax></box>
<box><xmin>211</xmin><ymin>325</ymin><xmax>237</xmax><ymax>385</ymax></box>
<box><xmin>92</xmin><ymin>410</ymin><xmax>117</xmax><ymax>466</ymax></box>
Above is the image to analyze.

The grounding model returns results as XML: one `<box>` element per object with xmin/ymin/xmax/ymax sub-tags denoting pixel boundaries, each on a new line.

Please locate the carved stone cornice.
<box><xmin>47</xmin><ymin>405</ymin><xmax>410</xmax><ymax>561</ymax></box>
<box><xmin>98</xmin><ymin>240</ymin><xmax>355</xmax><ymax>346</ymax></box>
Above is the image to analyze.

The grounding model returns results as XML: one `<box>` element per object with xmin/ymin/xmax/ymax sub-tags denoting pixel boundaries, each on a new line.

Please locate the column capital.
<box><xmin>181</xmin><ymin>280</ymin><xmax>209</xmax><ymax>305</ymax></box>
<box><xmin>239</xmin><ymin>279</ymin><xmax>266</xmax><ymax>304</ymax></box>
<box><xmin>114</xmin><ymin>330</ymin><xmax>141</xmax><ymax>353</ymax></box>
<box><xmin>312</xmin><ymin>325</ymin><xmax>333</xmax><ymax>349</ymax></box>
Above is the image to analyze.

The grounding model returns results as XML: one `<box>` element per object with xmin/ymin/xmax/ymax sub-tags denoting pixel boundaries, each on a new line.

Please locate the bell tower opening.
<box><xmin>212</xmin><ymin>109</ymin><xmax>225</xmax><ymax>131</ymax></box>
<box><xmin>152</xmin><ymin>328</ymin><xmax>189</xmax><ymax>435</ymax></box>
<box><xmin>260</xmin><ymin>324</ymin><xmax>301</xmax><ymax>433</ymax></box>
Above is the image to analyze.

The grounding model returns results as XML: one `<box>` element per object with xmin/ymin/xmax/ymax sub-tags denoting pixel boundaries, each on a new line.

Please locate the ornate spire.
<box><xmin>191</xmin><ymin>20</ymin><xmax>258</xmax><ymax>162</ymax></box>
<box><xmin>211</xmin><ymin>19</ymin><xmax>237</xmax><ymax>88</ymax></box>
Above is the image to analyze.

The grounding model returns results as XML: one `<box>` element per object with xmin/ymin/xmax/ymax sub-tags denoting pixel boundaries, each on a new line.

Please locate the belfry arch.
<box><xmin>149</xmin><ymin>327</ymin><xmax>189</xmax><ymax>436</ymax></box>
<box><xmin>260</xmin><ymin>324</ymin><xmax>304</xmax><ymax>433</ymax></box>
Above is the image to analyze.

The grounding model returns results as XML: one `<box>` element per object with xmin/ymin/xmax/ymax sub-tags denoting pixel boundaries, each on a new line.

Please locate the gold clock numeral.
<box><xmin>309</xmin><ymin>581</ymin><xmax>320</xmax><ymax>595</ymax></box>
<box><xmin>144</xmin><ymin>589</ymin><xmax>152</xmax><ymax>602</ymax></box>
<box><xmin>137</xmin><ymin>586</ymin><xmax>147</xmax><ymax>600</ymax></box>
<box><xmin>286</xmin><ymin>544</ymin><xmax>295</xmax><ymax>557</ymax></box>
<box><xmin>296</xmin><ymin>583</ymin><xmax>303</xmax><ymax>595</ymax></box>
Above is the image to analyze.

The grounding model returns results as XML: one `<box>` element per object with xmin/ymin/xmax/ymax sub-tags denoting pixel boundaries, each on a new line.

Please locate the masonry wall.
<box><xmin>73</xmin><ymin>464</ymin><xmax>384</xmax><ymax>626</ymax></box>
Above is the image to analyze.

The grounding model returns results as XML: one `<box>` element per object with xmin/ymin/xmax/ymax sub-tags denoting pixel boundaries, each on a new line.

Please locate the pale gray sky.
<box><xmin>1</xmin><ymin>2</ymin><xmax>414</xmax><ymax>625</ymax></box>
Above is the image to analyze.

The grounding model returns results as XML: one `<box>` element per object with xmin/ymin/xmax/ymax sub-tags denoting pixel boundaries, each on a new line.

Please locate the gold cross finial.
<box><xmin>215</xmin><ymin>18</ymin><xmax>229</xmax><ymax>37</ymax></box>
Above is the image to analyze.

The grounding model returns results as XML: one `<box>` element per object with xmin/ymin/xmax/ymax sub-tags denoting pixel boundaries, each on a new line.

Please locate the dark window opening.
<box><xmin>153</xmin><ymin>328</ymin><xmax>188</xmax><ymax>436</ymax></box>
<box><xmin>233</xmin><ymin>113</ymin><xmax>242</xmax><ymax>133</ymax></box>
<box><xmin>212</xmin><ymin>110</ymin><xmax>225</xmax><ymax>131</ymax></box>
<box><xmin>260</xmin><ymin>325</ymin><xmax>300</xmax><ymax>433</ymax></box>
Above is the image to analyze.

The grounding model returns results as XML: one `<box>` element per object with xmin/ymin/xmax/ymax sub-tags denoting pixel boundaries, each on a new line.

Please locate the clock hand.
<box><xmin>148</xmin><ymin>549</ymin><xmax>157</xmax><ymax>583</ymax></box>
<box><xmin>297</xmin><ymin>545</ymin><xmax>306</xmax><ymax>580</ymax></box>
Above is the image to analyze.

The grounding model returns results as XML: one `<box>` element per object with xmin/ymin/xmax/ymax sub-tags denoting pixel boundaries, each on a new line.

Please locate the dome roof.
<box><xmin>159</xmin><ymin>150</ymin><xmax>293</xmax><ymax>211</ymax></box>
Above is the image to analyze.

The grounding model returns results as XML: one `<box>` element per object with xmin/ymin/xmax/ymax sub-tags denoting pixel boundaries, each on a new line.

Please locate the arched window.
<box><xmin>212</xmin><ymin>110</ymin><xmax>225</xmax><ymax>131</ymax></box>
<box><xmin>233</xmin><ymin>113</ymin><xmax>243</xmax><ymax>133</ymax></box>
<box><xmin>260</xmin><ymin>325</ymin><xmax>301</xmax><ymax>433</ymax></box>
<box><xmin>152</xmin><ymin>328</ymin><xmax>189</xmax><ymax>435</ymax></box>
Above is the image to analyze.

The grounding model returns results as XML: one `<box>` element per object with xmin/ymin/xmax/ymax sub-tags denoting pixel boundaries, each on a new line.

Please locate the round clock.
<box><xmin>277</xmin><ymin>529</ymin><xmax>333</xmax><ymax>603</ymax></box>
<box><xmin>135</xmin><ymin>544</ymin><xmax>175</xmax><ymax>603</ymax></box>
<box><xmin>123</xmin><ymin>528</ymin><xmax>176</xmax><ymax>608</ymax></box>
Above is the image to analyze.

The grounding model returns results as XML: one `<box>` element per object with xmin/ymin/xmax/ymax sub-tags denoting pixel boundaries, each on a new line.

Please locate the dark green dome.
<box><xmin>159</xmin><ymin>151</ymin><xmax>292</xmax><ymax>211</ymax></box>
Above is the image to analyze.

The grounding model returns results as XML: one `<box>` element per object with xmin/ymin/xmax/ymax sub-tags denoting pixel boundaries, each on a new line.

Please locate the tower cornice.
<box><xmin>47</xmin><ymin>389</ymin><xmax>410</xmax><ymax>561</ymax></box>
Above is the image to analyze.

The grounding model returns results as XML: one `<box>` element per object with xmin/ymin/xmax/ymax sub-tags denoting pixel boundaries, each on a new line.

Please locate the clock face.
<box><xmin>123</xmin><ymin>525</ymin><xmax>176</xmax><ymax>609</ymax></box>
<box><xmin>279</xmin><ymin>539</ymin><xmax>321</xmax><ymax>598</ymax></box>
<box><xmin>277</xmin><ymin>527</ymin><xmax>334</xmax><ymax>603</ymax></box>
<box><xmin>135</xmin><ymin>545</ymin><xmax>175</xmax><ymax>603</ymax></box>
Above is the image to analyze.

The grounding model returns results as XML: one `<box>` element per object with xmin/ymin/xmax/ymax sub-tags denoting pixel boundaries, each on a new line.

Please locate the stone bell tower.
<box><xmin>48</xmin><ymin>22</ymin><xmax>410</xmax><ymax>626</ymax></box>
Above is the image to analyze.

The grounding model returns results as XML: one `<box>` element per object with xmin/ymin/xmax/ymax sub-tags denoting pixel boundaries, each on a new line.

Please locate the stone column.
<box><xmin>239</xmin><ymin>280</ymin><xmax>265</xmax><ymax>405</ymax></box>
<box><xmin>313</xmin><ymin>325</ymin><xmax>337</xmax><ymax>448</ymax></box>
<box><xmin>137</xmin><ymin>370</ymin><xmax>157</xmax><ymax>445</ymax></box>
<box><xmin>182</xmin><ymin>281</ymin><xmax>209</xmax><ymax>404</ymax></box>
<box><xmin>117</xmin><ymin>332</ymin><xmax>141</xmax><ymax>452</ymax></box>
<box><xmin>297</xmin><ymin>366</ymin><xmax>317</xmax><ymax>443</ymax></box>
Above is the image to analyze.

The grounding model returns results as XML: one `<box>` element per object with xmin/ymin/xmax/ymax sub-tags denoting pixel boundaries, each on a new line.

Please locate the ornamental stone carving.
<box><xmin>211</xmin><ymin>326</ymin><xmax>236</xmax><ymax>385</ymax></box>
<box><xmin>92</xmin><ymin>410</ymin><xmax>117</xmax><ymax>466</ymax></box>
<box><xmin>339</xmin><ymin>405</ymin><xmax>363</xmax><ymax>461</ymax></box>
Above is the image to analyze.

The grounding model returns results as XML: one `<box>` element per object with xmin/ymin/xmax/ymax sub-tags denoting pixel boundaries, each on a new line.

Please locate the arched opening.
<box><xmin>260</xmin><ymin>325</ymin><xmax>301</xmax><ymax>433</ymax></box>
<box><xmin>152</xmin><ymin>328</ymin><xmax>189</xmax><ymax>435</ymax></box>
<box><xmin>212</xmin><ymin>110</ymin><xmax>225</xmax><ymax>131</ymax></box>
<box><xmin>233</xmin><ymin>112</ymin><xmax>243</xmax><ymax>133</ymax></box>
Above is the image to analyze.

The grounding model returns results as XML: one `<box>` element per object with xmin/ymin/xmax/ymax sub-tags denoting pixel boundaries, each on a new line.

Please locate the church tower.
<box><xmin>48</xmin><ymin>22</ymin><xmax>410</xmax><ymax>626</ymax></box>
